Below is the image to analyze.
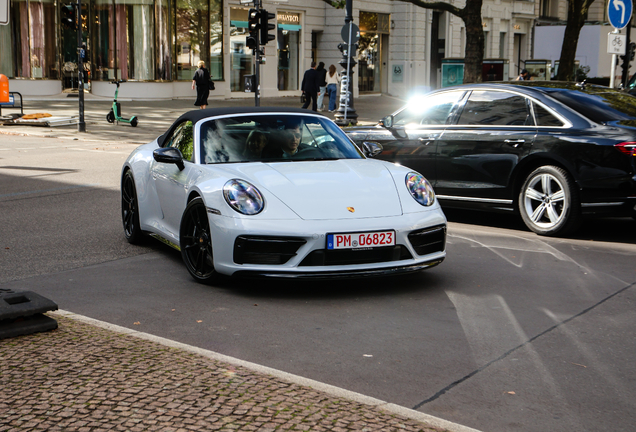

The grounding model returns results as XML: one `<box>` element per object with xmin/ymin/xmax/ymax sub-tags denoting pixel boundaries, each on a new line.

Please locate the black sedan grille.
<box><xmin>299</xmin><ymin>245</ymin><xmax>413</xmax><ymax>266</ymax></box>
<box><xmin>234</xmin><ymin>236</ymin><xmax>306</xmax><ymax>265</ymax></box>
<box><xmin>408</xmin><ymin>225</ymin><xmax>446</xmax><ymax>256</ymax></box>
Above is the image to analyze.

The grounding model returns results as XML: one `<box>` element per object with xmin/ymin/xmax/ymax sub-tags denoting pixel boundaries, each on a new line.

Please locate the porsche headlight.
<box><xmin>406</xmin><ymin>172</ymin><xmax>435</xmax><ymax>206</ymax></box>
<box><xmin>223</xmin><ymin>179</ymin><xmax>264</xmax><ymax>215</ymax></box>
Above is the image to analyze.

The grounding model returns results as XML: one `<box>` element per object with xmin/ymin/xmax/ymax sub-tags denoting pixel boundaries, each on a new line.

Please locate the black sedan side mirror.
<box><xmin>362</xmin><ymin>141</ymin><xmax>383</xmax><ymax>158</ymax></box>
<box><xmin>380</xmin><ymin>115</ymin><xmax>394</xmax><ymax>129</ymax></box>
<box><xmin>153</xmin><ymin>147</ymin><xmax>185</xmax><ymax>171</ymax></box>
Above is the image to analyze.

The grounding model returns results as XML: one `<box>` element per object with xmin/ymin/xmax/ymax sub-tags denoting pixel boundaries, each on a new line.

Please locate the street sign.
<box><xmin>341</xmin><ymin>23</ymin><xmax>359</xmax><ymax>44</ymax></box>
<box><xmin>0</xmin><ymin>0</ymin><xmax>9</xmax><ymax>25</ymax></box>
<box><xmin>608</xmin><ymin>0</ymin><xmax>633</xmax><ymax>29</ymax></box>
<box><xmin>608</xmin><ymin>32</ymin><xmax>627</xmax><ymax>54</ymax></box>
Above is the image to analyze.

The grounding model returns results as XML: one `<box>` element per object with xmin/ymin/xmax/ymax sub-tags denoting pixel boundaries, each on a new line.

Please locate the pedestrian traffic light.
<box><xmin>246</xmin><ymin>8</ymin><xmax>260</xmax><ymax>50</ymax></box>
<box><xmin>630</xmin><ymin>42</ymin><xmax>636</xmax><ymax>61</ymax></box>
<box><xmin>61</xmin><ymin>4</ymin><xmax>77</xmax><ymax>30</ymax></box>
<box><xmin>260</xmin><ymin>10</ymin><xmax>276</xmax><ymax>45</ymax></box>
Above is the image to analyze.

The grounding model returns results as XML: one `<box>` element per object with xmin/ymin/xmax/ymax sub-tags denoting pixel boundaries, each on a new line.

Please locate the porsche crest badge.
<box><xmin>347</xmin><ymin>207</ymin><xmax>355</xmax><ymax>213</ymax></box>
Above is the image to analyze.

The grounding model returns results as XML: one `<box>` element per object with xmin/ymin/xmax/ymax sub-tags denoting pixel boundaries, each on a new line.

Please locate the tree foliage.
<box><xmin>396</xmin><ymin>0</ymin><xmax>485</xmax><ymax>83</ymax></box>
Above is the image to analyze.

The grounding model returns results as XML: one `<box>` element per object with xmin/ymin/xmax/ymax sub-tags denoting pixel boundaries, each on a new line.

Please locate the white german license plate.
<box><xmin>327</xmin><ymin>230</ymin><xmax>395</xmax><ymax>250</ymax></box>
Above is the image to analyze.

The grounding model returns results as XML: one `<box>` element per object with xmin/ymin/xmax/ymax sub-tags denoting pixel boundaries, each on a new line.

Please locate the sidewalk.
<box><xmin>0</xmin><ymin>93</ymin><xmax>405</xmax><ymax>145</ymax></box>
<box><xmin>0</xmin><ymin>311</ymin><xmax>480</xmax><ymax>432</ymax></box>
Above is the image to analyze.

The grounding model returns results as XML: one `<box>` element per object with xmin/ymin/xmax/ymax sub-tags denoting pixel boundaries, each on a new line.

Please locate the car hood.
<box><xmin>226</xmin><ymin>160</ymin><xmax>403</xmax><ymax>220</ymax></box>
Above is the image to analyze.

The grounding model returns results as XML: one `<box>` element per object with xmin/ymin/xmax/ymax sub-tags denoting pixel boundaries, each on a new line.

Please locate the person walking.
<box><xmin>301</xmin><ymin>61</ymin><xmax>319</xmax><ymax>111</ymax></box>
<box><xmin>315</xmin><ymin>62</ymin><xmax>327</xmax><ymax>111</ymax></box>
<box><xmin>192</xmin><ymin>61</ymin><xmax>211</xmax><ymax>109</ymax></box>
<box><xmin>325</xmin><ymin>64</ymin><xmax>340</xmax><ymax>112</ymax></box>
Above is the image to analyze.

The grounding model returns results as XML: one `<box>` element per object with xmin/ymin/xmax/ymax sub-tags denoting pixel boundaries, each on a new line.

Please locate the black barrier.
<box><xmin>0</xmin><ymin>289</ymin><xmax>58</xmax><ymax>339</ymax></box>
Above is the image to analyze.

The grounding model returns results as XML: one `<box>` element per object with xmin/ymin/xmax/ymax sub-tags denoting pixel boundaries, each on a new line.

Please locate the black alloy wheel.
<box><xmin>180</xmin><ymin>197</ymin><xmax>217</xmax><ymax>283</ymax></box>
<box><xmin>121</xmin><ymin>170</ymin><xmax>143</xmax><ymax>244</ymax></box>
<box><xmin>518</xmin><ymin>165</ymin><xmax>581</xmax><ymax>236</ymax></box>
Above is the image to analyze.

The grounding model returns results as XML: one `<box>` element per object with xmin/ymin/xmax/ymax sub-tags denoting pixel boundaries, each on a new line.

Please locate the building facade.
<box><xmin>1</xmin><ymin>0</ymin><xmax>598</xmax><ymax>100</ymax></box>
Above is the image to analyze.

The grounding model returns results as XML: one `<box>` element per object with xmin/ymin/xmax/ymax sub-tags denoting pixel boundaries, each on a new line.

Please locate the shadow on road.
<box><xmin>443</xmin><ymin>208</ymin><xmax>636</xmax><ymax>245</ymax></box>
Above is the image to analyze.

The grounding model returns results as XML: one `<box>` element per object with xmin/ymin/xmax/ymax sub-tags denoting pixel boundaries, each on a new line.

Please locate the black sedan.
<box><xmin>344</xmin><ymin>82</ymin><xmax>636</xmax><ymax>236</ymax></box>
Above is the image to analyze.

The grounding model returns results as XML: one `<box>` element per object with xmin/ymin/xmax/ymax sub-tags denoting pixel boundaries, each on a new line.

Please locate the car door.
<box><xmin>435</xmin><ymin>89</ymin><xmax>537</xmax><ymax>202</ymax></box>
<box><xmin>370</xmin><ymin>91</ymin><xmax>465</xmax><ymax>181</ymax></box>
<box><xmin>151</xmin><ymin>120</ymin><xmax>201</xmax><ymax>240</ymax></box>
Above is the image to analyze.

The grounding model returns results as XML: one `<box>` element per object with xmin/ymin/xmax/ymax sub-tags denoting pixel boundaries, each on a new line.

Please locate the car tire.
<box><xmin>180</xmin><ymin>197</ymin><xmax>218</xmax><ymax>283</ymax></box>
<box><xmin>106</xmin><ymin>110</ymin><xmax>115</xmax><ymax>123</ymax></box>
<box><xmin>518</xmin><ymin>165</ymin><xmax>581</xmax><ymax>236</ymax></box>
<box><xmin>121</xmin><ymin>170</ymin><xmax>143</xmax><ymax>244</ymax></box>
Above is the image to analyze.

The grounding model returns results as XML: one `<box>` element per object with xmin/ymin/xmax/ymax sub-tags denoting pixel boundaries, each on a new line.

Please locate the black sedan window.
<box><xmin>199</xmin><ymin>114</ymin><xmax>363</xmax><ymax>163</ymax></box>
<box><xmin>547</xmin><ymin>89</ymin><xmax>636</xmax><ymax>123</ymax></box>
<box><xmin>393</xmin><ymin>91</ymin><xmax>463</xmax><ymax>126</ymax></box>
<box><xmin>457</xmin><ymin>91</ymin><xmax>532</xmax><ymax>126</ymax></box>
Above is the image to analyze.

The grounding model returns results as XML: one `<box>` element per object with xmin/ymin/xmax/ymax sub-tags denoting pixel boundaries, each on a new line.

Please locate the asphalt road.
<box><xmin>1</xmin><ymin>134</ymin><xmax>635</xmax><ymax>432</ymax></box>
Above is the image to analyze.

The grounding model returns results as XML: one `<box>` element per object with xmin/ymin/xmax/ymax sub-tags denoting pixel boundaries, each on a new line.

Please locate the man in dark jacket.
<box><xmin>301</xmin><ymin>62</ymin><xmax>319</xmax><ymax>111</ymax></box>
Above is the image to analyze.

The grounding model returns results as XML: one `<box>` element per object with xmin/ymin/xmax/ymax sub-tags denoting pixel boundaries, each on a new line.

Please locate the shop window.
<box><xmin>277</xmin><ymin>11</ymin><xmax>300</xmax><ymax>91</ymax></box>
<box><xmin>230</xmin><ymin>7</ymin><xmax>254</xmax><ymax>92</ymax></box>
<box><xmin>176</xmin><ymin>0</ymin><xmax>207</xmax><ymax>81</ymax></box>
<box><xmin>2</xmin><ymin>0</ymin><xmax>57</xmax><ymax>79</ymax></box>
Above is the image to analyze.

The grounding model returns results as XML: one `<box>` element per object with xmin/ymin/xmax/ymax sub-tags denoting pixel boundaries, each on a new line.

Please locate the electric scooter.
<box><xmin>106</xmin><ymin>80</ymin><xmax>138</xmax><ymax>127</ymax></box>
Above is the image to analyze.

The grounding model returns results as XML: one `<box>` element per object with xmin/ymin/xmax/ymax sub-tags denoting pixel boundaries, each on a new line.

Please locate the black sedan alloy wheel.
<box><xmin>518</xmin><ymin>165</ymin><xmax>581</xmax><ymax>236</ymax></box>
<box><xmin>121</xmin><ymin>170</ymin><xmax>143</xmax><ymax>244</ymax></box>
<box><xmin>179</xmin><ymin>197</ymin><xmax>217</xmax><ymax>283</ymax></box>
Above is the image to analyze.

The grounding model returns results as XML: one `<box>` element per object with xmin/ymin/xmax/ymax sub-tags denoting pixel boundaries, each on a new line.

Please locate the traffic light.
<box><xmin>260</xmin><ymin>10</ymin><xmax>275</xmax><ymax>45</ymax></box>
<box><xmin>246</xmin><ymin>8</ymin><xmax>260</xmax><ymax>50</ymax></box>
<box><xmin>630</xmin><ymin>42</ymin><xmax>636</xmax><ymax>61</ymax></box>
<box><xmin>61</xmin><ymin>4</ymin><xmax>77</xmax><ymax>30</ymax></box>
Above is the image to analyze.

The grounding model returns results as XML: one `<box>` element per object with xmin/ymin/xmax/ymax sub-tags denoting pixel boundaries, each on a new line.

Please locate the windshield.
<box><xmin>199</xmin><ymin>114</ymin><xmax>364</xmax><ymax>163</ymax></box>
<box><xmin>547</xmin><ymin>87</ymin><xmax>636</xmax><ymax>123</ymax></box>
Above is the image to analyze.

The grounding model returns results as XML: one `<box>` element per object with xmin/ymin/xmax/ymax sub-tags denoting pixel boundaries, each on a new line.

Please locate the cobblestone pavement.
<box><xmin>0</xmin><ymin>315</ymin><xmax>455</xmax><ymax>432</ymax></box>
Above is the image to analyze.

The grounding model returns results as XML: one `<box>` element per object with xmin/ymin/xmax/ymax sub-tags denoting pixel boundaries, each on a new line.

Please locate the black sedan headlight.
<box><xmin>406</xmin><ymin>172</ymin><xmax>435</xmax><ymax>206</ymax></box>
<box><xmin>223</xmin><ymin>179</ymin><xmax>264</xmax><ymax>215</ymax></box>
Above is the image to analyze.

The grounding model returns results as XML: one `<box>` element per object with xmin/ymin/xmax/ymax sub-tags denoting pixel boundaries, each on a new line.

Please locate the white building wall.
<box><xmin>534</xmin><ymin>24</ymin><xmax>628</xmax><ymax>79</ymax></box>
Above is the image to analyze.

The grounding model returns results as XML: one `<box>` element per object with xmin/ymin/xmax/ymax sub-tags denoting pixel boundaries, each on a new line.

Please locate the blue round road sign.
<box><xmin>608</xmin><ymin>0</ymin><xmax>633</xmax><ymax>29</ymax></box>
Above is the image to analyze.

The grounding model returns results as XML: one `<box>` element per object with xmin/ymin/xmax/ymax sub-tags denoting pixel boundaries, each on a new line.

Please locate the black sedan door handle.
<box><xmin>504</xmin><ymin>139</ymin><xmax>525</xmax><ymax>148</ymax></box>
<box><xmin>418</xmin><ymin>136</ymin><xmax>438</xmax><ymax>145</ymax></box>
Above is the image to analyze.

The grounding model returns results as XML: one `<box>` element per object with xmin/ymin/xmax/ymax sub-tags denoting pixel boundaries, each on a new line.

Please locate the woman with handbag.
<box><xmin>192</xmin><ymin>61</ymin><xmax>211</xmax><ymax>109</ymax></box>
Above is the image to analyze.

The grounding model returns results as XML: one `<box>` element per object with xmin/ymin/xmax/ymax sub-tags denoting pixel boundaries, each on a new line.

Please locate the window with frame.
<box><xmin>533</xmin><ymin>103</ymin><xmax>565</xmax><ymax>127</ymax></box>
<box><xmin>458</xmin><ymin>91</ymin><xmax>531</xmax><ymax>126</ymax></box>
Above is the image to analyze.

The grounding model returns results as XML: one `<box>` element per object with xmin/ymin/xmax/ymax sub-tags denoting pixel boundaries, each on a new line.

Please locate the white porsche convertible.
<box><xmin>121</xmin><ymin>107</ymin><xmax>446</xmax><ymax>282</ymax></box>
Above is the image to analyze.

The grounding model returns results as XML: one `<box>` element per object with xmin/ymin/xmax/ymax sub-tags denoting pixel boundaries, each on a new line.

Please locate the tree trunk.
<box><xmin>462</xmin><ymin>0</ymin><xmax>484</xmax><ymax>83</ymax></box>
<box><xmin>555</xmin><ymin>0</ymin><xmax>593</xmax><ymax>81</ymax></box>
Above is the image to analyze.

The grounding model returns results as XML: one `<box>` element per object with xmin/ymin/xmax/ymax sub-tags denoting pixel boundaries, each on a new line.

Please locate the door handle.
<box><xmin>504</xmin><ymin>139</ymin><xmax>525</xmax><ymax>148</ymax></box>
<box><xmin>418</xmin><ymin>136</ymin><xmax>438</xmax><ymax>145</ymax></box>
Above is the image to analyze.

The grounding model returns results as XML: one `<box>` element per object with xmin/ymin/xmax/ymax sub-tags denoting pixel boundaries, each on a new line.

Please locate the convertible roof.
<box><xmin>157</xmin><ymin>107</ymin><xmax>323</xmax><ymax>146</ymax></box>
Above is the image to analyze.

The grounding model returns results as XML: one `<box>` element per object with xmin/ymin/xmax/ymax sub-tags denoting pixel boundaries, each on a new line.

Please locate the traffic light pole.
<box><xmin>253</xmin><ymin>0</ymin><xmax>261</xmax><ymax>107</ymax></box>
<box><xmin>77</xmin><ymin>0</ymin><xmax>85</xmax><ymax>132</ymax></box>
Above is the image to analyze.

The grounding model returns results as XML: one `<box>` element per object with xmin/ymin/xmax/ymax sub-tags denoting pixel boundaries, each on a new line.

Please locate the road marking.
<box><xmin>53</xmin><ymin>309</ymin><xmax>483</xmax><ymax>432</ymax></box>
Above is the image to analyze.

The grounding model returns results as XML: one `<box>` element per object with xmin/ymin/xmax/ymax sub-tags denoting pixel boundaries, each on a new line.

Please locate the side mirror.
<box><xmin>362</xmin><ymin>141</ymin><xmax>383</xmax><ymax>158</ymax></box>
<box><xmin>380</xmin><ymin>115</ymin><xmax>393</xmax><ymax>128</ymax></box>
<box><xmin>153</xmin><ymin>147</ymin><xmax>185</xmax><ymax>170</ymax></box>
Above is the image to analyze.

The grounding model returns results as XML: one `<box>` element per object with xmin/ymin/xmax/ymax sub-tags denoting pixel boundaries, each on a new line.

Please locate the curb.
<box><xmin>52</xmin><ymin>309</ymin><xmax>482</xmax><ymax>432</ymax></box>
